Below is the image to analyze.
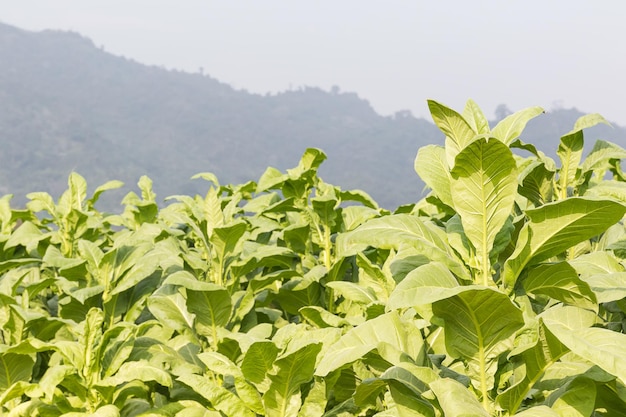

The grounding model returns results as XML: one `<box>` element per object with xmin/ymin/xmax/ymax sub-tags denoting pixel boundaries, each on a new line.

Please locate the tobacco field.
<box><xmin>2</xmin><ymin>100</ymin><xmax>626</xmax><ymax>416</ymax></box>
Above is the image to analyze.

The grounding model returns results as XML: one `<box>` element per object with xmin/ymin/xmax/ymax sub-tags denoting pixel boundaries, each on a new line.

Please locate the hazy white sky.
<box><xmin>3</xmin><ymin>1</ymin><xmax>626</xmax><ymax>124</ymax></box>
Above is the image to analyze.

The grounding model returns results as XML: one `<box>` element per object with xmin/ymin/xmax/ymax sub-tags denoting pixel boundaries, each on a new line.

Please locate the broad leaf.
<box><xmin>542</xmin><ymin>306</ymin><xmax>626</xmax><ymax>384</ymax></box>
<box><xmin>415</xmin><ymin>145</ymin><xmax>454</xmax><ymax>209</ymax></box>
<box><xmin>263</xmin><ymin>342</ymin><xmax>322</xmax><ymax>417</ymax></box>
<box><xmin>521</xmin><ymin>262</ymin><xmax>597</xmax><ymax>310</ymax></box>
<box><xmin>503</xmin><ymin>197</ymin><xmax>626</xmax><ymax>289</ymax></box>
<box><xmin>432</xmin><ymin>287</ymin><xmax>524</xmax><ymax>391</ymax></box>
<box><xmin>315</xmin><ymin>312</ymin><xmax>424</xmax><ymax>377</ymax></box>
<box><xmin>429</xmin><ymin>377</ymin><xmax>489</xmax><ymax>417</ymax></box>
<box><xmin>450</xmin><ymin>137</ymin><xmax>517</xmax><ymax>285</ymax></box>
<box><xmin>491</xmin><ymin>106</ymin><xmax>544</xmax><ymax>145</ymax></box>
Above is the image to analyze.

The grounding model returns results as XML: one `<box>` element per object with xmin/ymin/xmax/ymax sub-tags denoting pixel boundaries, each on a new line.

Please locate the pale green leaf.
<box><xmin>427</xmin><ymin>99</ymin><xmax>476</xmax><ymax>147</ymax></box>
<box><xmin>241</xmin><ymin>341</ymin><xmax>280</xmax><ymax>384</ymax></box>
<box><xmin>264</xmin><ymin>342</ymin><xmax>322</xmax><ymax>417</ymax></box>
<box><xmin>543</xmin><ymin>306</ymin><xmax>626</xmax><ymax>384</ymax></box>
<box><xmin>415</xmin><ymin>145</ymin><xmax>454</xmax><ymax>209</ymax></box>
<box><xmin>491</xmin><ymin>106</ymin><xmax>544</xmax><ymax>145</ymax></box>
<box><xmin>462</xmin><ymin>99</ymin><xmax>490</xmax><ymax>135</ymax></box>
<box><xmin>450</xmin><ymin>137</ymin><xmax>517</xmax><ymax>284</ymax></box>
<box><xmin>432</xmin><ymin>287</ymin><xmax>524</xmax><ymax>391</ymax></box>
<box><xmin>429</xmin><ymin>377</ymin><xmax>489</xmax><ymax>417</ymax></box>
<box><xmin>522</xmin><ymin>262</ymin><xmax>597</xmax><ymax>310</ymax></box>
<box><xmin>178</xmin><ymin>373</ymin><xmax>255</xmax><ymax>417</ymax></box>
<box><xmin>315</xmin><ymin>312</ymin><xmax>423</xmax><ymax>377</ymax></box>
<box><xmin>548</xmin><ymin>377</ymin><xmax>596</xmax><ymax>417</ymax></box>
<box><xmin>503</xmin><ymin>197</ymin><xmax>626</xmax><ymax>289</ymax></box>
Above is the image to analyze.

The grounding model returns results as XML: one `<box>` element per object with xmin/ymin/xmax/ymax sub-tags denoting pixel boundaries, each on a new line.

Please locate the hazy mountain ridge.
<box><xmin>1</xmin><ymin>22</ymin><xmax>624</xmax><ymax>209</ymax></box>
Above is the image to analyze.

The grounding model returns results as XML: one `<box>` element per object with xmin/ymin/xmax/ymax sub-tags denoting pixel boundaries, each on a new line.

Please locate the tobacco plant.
<box><xmin>1</xmin><ymin>99</ymin><xmax>626</xmax><ymax>417</ymax></box>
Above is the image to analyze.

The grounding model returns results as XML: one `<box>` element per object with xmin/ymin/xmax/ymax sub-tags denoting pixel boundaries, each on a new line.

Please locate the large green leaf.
<box><xmin>387</xmin><ymin>262</ymin><xmax>459</xmax><ymax>311</ymax></box>
<box><xmin>557</xmin><ymin>130</ymin><xmax>584</xmax><ymax>198</ymax></box>
<box><xmin>542</xmin><ymin>306</ymin><xmax>626</xmax><ymax>384</ymax></box>
<box><xmin>315</xmin><ymin>311</ymin><xmax>424</xmax><ymax>377</ymax></box>
<box><xmin>547</xmin><ymin>377</ymin><xmax>596</xmax><ymax>417</ymax></box>
<box><xmin>580</xmin><ymin>140</ymin><xmax>626</xmax><ymax>176</ymax></box>
<box><xmin>263</xmin><ymin>342</ymin><xmax>322</xmax><ymax>417</ymax></box>
<box><xmin>491</xmin><ymin>106</ymin><xmax>544</xmax><ymax>145</ymax></box>
<box><xmin>147</xmin><ymin>285</ymin><xmax>195</xmax><ymax>333</ymax></box>
<box><xmin>503</xmin><ymin>197</ymin><xmax>626</xmax><ymax>289</ymax></box>
<box><xmin>241</xmin><ymin>341</ymin><xmax>280</xmax><ymax>384</ymax></box>
<box><xmin>178</xmin><ymin>373</ymin><xmax>255</xmax><ymax>417</ymax></box>
<box><xmin>336</xmin><ymin>214</ymin><xmax>468</xmax><ymax>280</ymax></box>
<box><xmin>432</xmin><ymin>287</ymin><xmax>524</xmax><ymax>394</ymax></box>
<box><xmin>450</xmin><ymin>137</ymin><xmax>517</xmax><ymax>285</ymax></box>
<box><xmin>429</xmin><ymin>377</ymin><xmax>489</xmax><ymax>417</ymax></box>
<box><xmin>521</xmin><ymin>262</ymin><xmax>597</xmax><ymax>310</ymax></box>
<box><xmin>427</xmin><ymin>99</ymin><xmax>476</xmax><ymax>153</ymax></box>
<box><xmin>462</xmin><ymin>99</ymin><xmax>490</xmax><ymax>135</ymax></box>
<box><xmin>496</xmin><ymin>322</ymin><xmax>569</xmax><ymax>414</ymax></box>
<box><xmin>0</xmin><ymin>353</ymin><xmax>34</xmax><ymax>391</ymax></box>
<box><xmin>415</xmin><ymin>145</ymin><xmax>453</xmax><ymax>209</ymax></box>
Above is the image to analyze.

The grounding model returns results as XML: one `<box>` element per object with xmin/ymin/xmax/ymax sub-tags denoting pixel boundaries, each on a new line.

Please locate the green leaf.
<box><xmin>504</xmin><ymin>197</ymin><xmax>626</xmax><ymax>289</ymax></box>
<box><xmin>580</xmin><ymin>140</ymin><xmax>626</xmax><ymax>176</ymax></box>
<box><xmin>387</xmin><ymin>262</ymin><xmax>459</xmax><ymax>311</ymax></box>
<box><xmin>432</xmin><ymin>287</ymin><xmax>524</xmax><ymax>392</ymax></box>
<box><xmin>415</xmin><ymin>145</ymin><xmax>454</xmax><ymax>209</ymax></box>
<box><xmin>518</xmin><ymin>161</ymin><xmax>555</xmax><ymax>206</ymax></box>
<box><xmin>570</xmin><ymin>113</ymin><xmax>611</xmax><ymax>133</ymax></box>
<box><xmin>429</xmin><ymin>377</ymin><xmax>489</xmax><ymax>417</ymax></box>
<box><xmin>0</xmin><ymin>353</ymin><xmax>34</xmax><ymax>391</ymax></box>
<box><xmin>557</xmin><ymin>130</ymin><xmax>584</xmax><ymax>198</ymax></box>
<box><xmin>336</xmin><ymin>214</ymin><xmax>468</xmax><ymax>280</ymax></box>
<box><xmin>186</xmin><ymin>285</ymin><xmax>232</xmax><ymax>341</ymax></box>
<box><xmin>450</xmin><ymin>137</ymin><xmax>517</xmax><ymax>285</ymax></box>
<box><xmin>582</xmin><ymin>272</ymin><xmax>626</xmax><ymax>303</ymax></box>
<box><xmin>263</xmin><ymin>342</ymin><xmax>322</xmax><ymax>417</ymax></box>
<box><xmin>496</xmin><ymin>322</ymin><xmax>569</xmax><ymax>414</ymax></box>
<box><xmin>178</xmin><ymin>374</ymin><xmax>255</xmax><ymax>417</ymax></box>
<box><xmin>491</xmin><ymin>106</ymin><xmax>544</xmax><ymax>145</ymax></box>
<box><xmin>462</xmin><ymin>99</ymin><xmax>490</xmax><ymax>135</ymax></box>
<box><xmin>241</xmin><ymin>341</ymin><xmax>280</xmax><ymax>384</ymax></box>
<box><xmin>542</xmin><ymin>306</ymin><xmax>626</xmax><ymax>384</ymax></box>
<box><xmin>548</xmin><ymin>377</ymin><xmax>596</xmax><ymax>417</ymax></box>
<box><xmin>147</xmin><ymin>285</ymin><xmax>194</xmax><ymax>333</ymax></box>
<box><xmin>427</xmin><ymin>99</ymin><xmax>476</xmax><ymax>163</ymax></box>
<box><xmin>522</xmin><ymin>262</ymin><xmax>597</xmax><ymax>310</ymax></box>
<box><xmin>315</xmin><ymin>312</ymin><xmax>424</xmax><ymax>377</ymax></box>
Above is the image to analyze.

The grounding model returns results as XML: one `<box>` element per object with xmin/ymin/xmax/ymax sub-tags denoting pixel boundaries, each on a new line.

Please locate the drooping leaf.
<box><xmin>547</xmin><ymin>377</ymin><xmax>596</xmax><ymax>417</ymax></box>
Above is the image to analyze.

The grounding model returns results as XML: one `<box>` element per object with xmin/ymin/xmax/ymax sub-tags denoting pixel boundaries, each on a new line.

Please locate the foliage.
<box><xmin>2</xmin><ymin>99</ymin><xmax>626</xmax><ymax>416</ymax></box>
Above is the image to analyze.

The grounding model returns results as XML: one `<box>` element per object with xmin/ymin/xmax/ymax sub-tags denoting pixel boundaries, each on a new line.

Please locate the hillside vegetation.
<box><xmin>0</xmin><ymin>21</ymin><xmax>625</xmax><ymax>209</ymax></box>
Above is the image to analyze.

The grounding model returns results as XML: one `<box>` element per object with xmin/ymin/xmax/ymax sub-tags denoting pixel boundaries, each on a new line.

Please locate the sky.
<box><xmin>2</xmin><ymin>1</ymin><xmax>626</xmax><ymax>124</ymax></box>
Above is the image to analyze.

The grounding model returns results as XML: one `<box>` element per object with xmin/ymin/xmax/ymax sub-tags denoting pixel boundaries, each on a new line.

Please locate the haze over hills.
<box><xmin>1</xmin><ymin>21</ymin><xmax>625</xmax><ymax>209</ymax></box>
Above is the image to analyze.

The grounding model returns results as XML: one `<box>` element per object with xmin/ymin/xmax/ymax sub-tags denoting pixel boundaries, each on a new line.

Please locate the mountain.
<box><xmin>1</xmin><ymin>22</ymin><xmax>625</xmax><ymax>209</ymax></box>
